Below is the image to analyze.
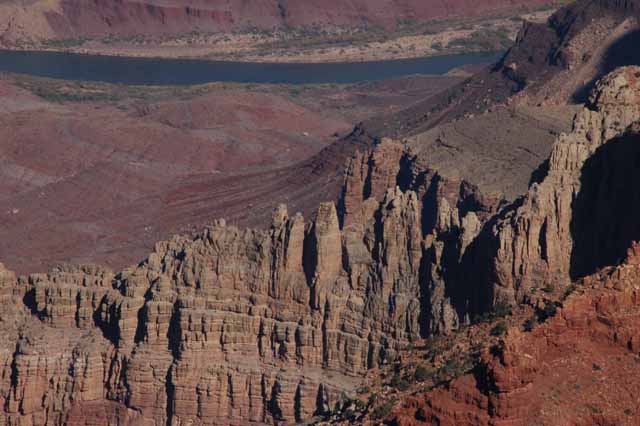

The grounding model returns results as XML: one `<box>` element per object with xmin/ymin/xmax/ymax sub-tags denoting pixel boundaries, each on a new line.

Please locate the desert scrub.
<box><xmin>389</xmin><ymin>373</ymin><xmax>411</xmax><ymax>391</ymax></box>
<box><xmin>435</xmin><ymin>358</ymin><xmax>469</xmax><ymax>382</ymax></box>
<box><xmin>494</xmin><ymin>301</ymin><xmax>513</xmax><ymax>318</ymax></box>
<box><xmin>356</xmin><ymin>386</ymin><xmax>370</xmax><ymax>395</ymax></box>
<box><xmin>41</xmin><ymin>37</ymin><xmax>88</xmax><ymax>48</ymax></box>
<box><xmin>370</xmin><ymin>398</ymin><xmax>396</xmax><ymax>420</ymax></box>
<box><xmin>537</xmin><ymin>301</ymin><xmax>559</xmax><ymax>323</ymax></box>
<box><xmin>475</xmin><ymin>301</ymin><xmax>512</xmax><ymax>323</ymax></box>
<box><xmin>542</xmin><ymin>282</ymin><xmax>556</xmax><ymax>293</ymax></box>
<box><xmin>490</xmin><ymin>321</ymin><xmax>508</xmax><ymax>337</ymax></box>
<box><xmin>448</xmin><ymin>28</ymin><xmax>514</xmax><ymax>52</ymax></box>
<box><xmin>523</xmin><ymin>315</ymin><xmax>538</xmax><ymax>332</ymax></box>
<box><xmin>414</xmin><ymin>365</ymin><xmax>433</xmax><ymax>382</ymax></box>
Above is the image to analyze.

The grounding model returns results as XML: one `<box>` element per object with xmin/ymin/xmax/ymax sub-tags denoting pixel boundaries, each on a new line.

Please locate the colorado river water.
<box><xmin>0</xmin><ymin>49</ymin><xmax>501</xmax><ymax>85</ymax></box>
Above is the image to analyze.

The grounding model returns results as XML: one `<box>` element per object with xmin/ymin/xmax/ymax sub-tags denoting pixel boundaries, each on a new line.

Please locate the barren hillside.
<box><xmin>1</xmin><ymin>0</ymin><xmax>640</xmax><ymax>425</ymax></box>
<box><xmin>0</xmin><ymin>0</ymin><xmax>555</xmax><ymax>43</ymax></box>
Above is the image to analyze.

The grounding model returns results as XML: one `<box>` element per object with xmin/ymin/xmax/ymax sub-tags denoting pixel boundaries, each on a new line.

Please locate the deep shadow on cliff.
<box><xmin>571</xmin><ymin>128</ymin><xmax>640</xmax><ymax>279</ymax></box>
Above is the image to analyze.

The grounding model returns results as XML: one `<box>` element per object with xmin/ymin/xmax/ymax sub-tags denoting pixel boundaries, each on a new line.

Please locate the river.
<box><xmin>0</xmin><ymin>49</ymin><xmax>501</xmax><ymax>85</ymax></box>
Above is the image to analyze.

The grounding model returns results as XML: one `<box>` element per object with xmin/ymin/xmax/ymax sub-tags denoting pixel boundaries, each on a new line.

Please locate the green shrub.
<box><xmin>476</xmin><ymin>301</ymin><xmax>512</xmax><ymax>324</ymax></box>
<box><xmin>542</xmin><ymin>282</ymin><xmax>556</xmax><ymax>293</ymax></box>
<box><xmin>354</xmin><ymin>399</ymin><xmax>367</xmax><ymax>410</ymax></box>
<box><xmin>356</xmin><ymin>386</ymin><xmax>370</xmax><ymax>395</ymax></box>
<box><xmin>538</xmin><ymin>301</ymin><xmax>558</xmax><ymax>322</ymax></box>
<box><xmin>490</xmin><ymin>322</ymin><xmax>508</xmax><ymax>337</ymax></box>
<box><xmin>414</xmin><ymin>366</ymin><xmax>433</xmax><ymax>382</ymax></box>
<box><xmin>494</xmin><ymin>301</ymin><xmax>513</xmax><ymax>318</ymax></box>
<box><xmin>343</xmin><ymin>408</ymin><xmax>356</xmax><ymax>419</ymax></box>
<box><xmin>588</xmin><ymin>404</ymin><xmax>603</xmax><ymax>414</ymax></box>
<box><xmin>448</xmin><ymin>28</ymin><xmax>512</xmax><ymax>52</ymax></box>
<box><xmin>523</xmin><ymin>316</ymin><xmax>537</xmax><ymax>332</ymax></box>
<box><xmin>390</xmin><ymin>374</ymin><xmax>411</xmax><ymax>391</ymax></box>
<box><xmin>438</xmin><ymin>358</ymin><xmax>468</xmax><ymax>380</ymax></box>
<box><xmin>563</xmin><ymin>284</ymin><xmax>577</xmax><ymax>300</ymax></box>
<box><xmin>370</xmin><ymin>398</ymin><xmax>396</xmax><ymax>420</ymax></box>
<box><xmin>367</xmin><ymin>393</ymin><xmax>378</xmax><ymax>406</ymax></box>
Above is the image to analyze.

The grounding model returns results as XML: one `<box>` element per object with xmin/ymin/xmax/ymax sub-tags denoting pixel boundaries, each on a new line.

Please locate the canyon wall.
<box><xmin>3</xmin><ymin>64</ymin><xmax>637</xmax><ymax>423</ymax></box>
<box><xmin>392</xmin><ymin>243</ymin><xmax>640</xmax><ymax>426</ymax></box>
<box><xmin>379</xmin><ymin>66</ymin><xmax>640</xmax><ymax>426</ymax></box>
<box><xmin>0</xmin><ymin>126</ymin><xmax>540</xmax><ymax>425</ymax></box>
<box><xmin>0</xmin><ymin>0</ymin><xmax>554</xmax><ymax>43</ymax></box>
<box><xmin>2</xmin><ymin>2</ymin><xmax>640</xmax><ymax>424</ymax></box>
<box><xmin>489</xmin><ymin>66</ymin><xmax>640</xmax><ymax>304</ymax></box>
<box><xmin>0</xmin><ymin>193</ymin><xmax>428</xmax><ymax>425</ymax></box>
<box><xmin>0</xmin><ymin>123</ymin><xmax>535</xmax><ymax>425</ymax></box>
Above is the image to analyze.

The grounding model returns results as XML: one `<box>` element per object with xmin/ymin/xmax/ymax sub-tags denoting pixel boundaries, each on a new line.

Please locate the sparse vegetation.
<box><xmin>537</xmin><ymin>301</ymin><xmax>558</xmax><ymax>322</ymax></box>
<box><xmin>41</xmin><ymin>37</ymin><xmax>88</xmax><ymax>49</ymax></box>
<box><xmin>542</xmin><ymin>282</ymin><xmax>556</xmax><ymax>293</ymax></box>
<box><xmin>7</xmin><ymin>6</ymin><xmax>559</xmax><ymax>64</ymax></box>
<box><xmin>562</xmin><ymin>284</ymin><xmax>577</xmax><ymax>300</ymax></box>
<box><xmin>367</xmin><ymin>393</ymin><xmax>378</xmax><ymax>406</ymax></box>
<box><xmin>356</xmin><ymin>386</ymin><xmax>370</xmax><ymax>395</ymax></box>
<box><xmin>476</xmin><ymin>301</ymin><xmax>512</xmax><ymax>323</ymax></box>
<box><xmin>389</xmin><ymin>373</ymin><xmax>411</xmax><ymax>391</ymax></box>
<box><xmin>370</xmin><ymin>398</ymin><xmax>396</xmax><ymax>420</ymax></box>
<box><xmin>494</xmin><ymin>301</ymin><xmax>513</xmax><ymax>318</ymax></box>
<box><xmin>490</xmin><ymin>321</ymin><xmax>508</xmax><ymax>336</ymax></box>
<box><xmin>587</xmin><ymin>404</ymin><xmax>603</xmax><ymax>414</ymax></box>
<box><xmin>523</xmin><ymin>315</ymin><xmax>538</xmax><ymax>331</ymax></box>
<box><xmin>438</xmin><ymin>357</ymin><xmax>469</xmax><ymax>381</ymax></box>
<box><xmin>448</xmin><ymin>27</ymin><xmax>513</xmax><ymax>52</ymax></box>
<box><xmin>414</xmin><ymin>366</ymin><xmax>433</xmax><ymax>382</ymax></box>
<box><xmin>7</xmin><ymin>73</ymin><xmax>348</xmax><ymax>105</ymax></box>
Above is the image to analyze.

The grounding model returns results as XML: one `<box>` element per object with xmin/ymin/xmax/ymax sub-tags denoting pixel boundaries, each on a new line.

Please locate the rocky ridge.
<box><xmin>361</xmin><ymin>0</ymin><xmax>640</xmax><ymax>140</ymax></box>
<box><xmin>319</xmin><ymin>66</ymin><xmax>640</xmax><ymax>426</ymax></box>
<box><xmin>2</xmin><ymin>3</ymin><xmax>640</xmax><ymax>425</ymax></box>
<box><xmin>389</xmin><ymin>241</ymin><xmax>640</xmax><ymax>426</ymax></box>
<box><xmin>1</xmin><ymin>64</ymin><xmax>637</xmax><ymax>426</ymax></box>
<box><xmin>0</xmin><ymin>0</ymin><xmax>554</xmax><ymax>44</ymax></box>
<box><xmin>490</xmin><ymin>66</ymin><xmax>640</xmax><ymax>304</ymax></box>
<box><xmin>0</xmin><ymin>193</ymin><xmax>427</xmax><ymax>425</ymax></box>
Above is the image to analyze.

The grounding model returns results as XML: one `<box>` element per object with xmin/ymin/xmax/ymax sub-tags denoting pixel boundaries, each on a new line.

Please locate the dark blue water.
<box><xmin>0</xmin><ymin>49</ymin><xmax>501</xmax><ymax>85</ymax></box>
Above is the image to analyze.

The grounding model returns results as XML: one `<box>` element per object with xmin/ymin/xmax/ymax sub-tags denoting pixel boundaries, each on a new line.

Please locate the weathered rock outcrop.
<box><xmin>2</xmin><ymin>7</ymin><xmax>640</xmax><ymax>426</ymax></box>
<box><xmin>391</xmin><ymin>242</ymin><xmax>640</xmax><ymax>426</ymax></box>
<box><xmin>1</xmin><ymin>120</ymin><xmax>527</xmax><ymax>421</ymax></box>
<box><xmin>340</xmin><ymin>65</ymin><xmax>640</xmax><ymax>337</ymax></box>
<box><xmin>361</xmin><ymin>0</ymin><xmax>640</xmax><ymax>140</ymax></box>
<box><xmin>0</xmin><ymin>192</ymin><xmax>436</xmax><ymax>424</ymax></box>
<box><xmin>339</xmin><ymin>138</ymin><xmax>505</xmax><ymax>334</ymax></box>
<box><xmin>375</xmin><ymin>63</ymin><xmax>640</xmax><ymax>426</ymax></box>
<box><xmin>489</xmin><ymin>66</ymin><xmax>640</xmax><ymax>305</ymax></box>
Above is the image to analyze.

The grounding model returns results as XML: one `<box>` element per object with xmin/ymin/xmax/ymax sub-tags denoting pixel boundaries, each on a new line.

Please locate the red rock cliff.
<box><xmin>0</xmin><ymin>0</ymin><xmax>555</xmax><ymax>43</ymax></box>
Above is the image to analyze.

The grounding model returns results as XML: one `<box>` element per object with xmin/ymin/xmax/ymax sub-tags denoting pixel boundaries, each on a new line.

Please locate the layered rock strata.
<box><xmin>0</xmin><ymin>195</ymin><xmax>430</xmax><ymax>425</ymax></box>
<box><xmin>1</xmin><ymin>35</ymin><xmax>639</xmax><ymax>426</ymax></box>
<box><xmin>0</xmin><ymin>0</ymin><xmax>554</xmax><ymax>44</ymax></box>
<box><xmin>379</xmin><ymin>64</ymin><xmax>640</xmax><ymax>426</ymax></box>
<box><xmin>489</xmin><ymin>66</ymin><xmax>640</xmax><ymax>305</ymax></box>
<box><xmin>391</xmin><ymin>242</ymin><xmax>640</xmax><ymax>426</ymax></box>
